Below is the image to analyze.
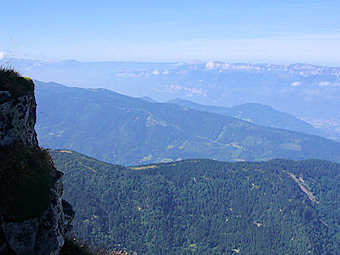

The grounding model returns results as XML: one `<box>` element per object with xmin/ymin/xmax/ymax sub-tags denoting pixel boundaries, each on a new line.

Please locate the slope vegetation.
<box><xmin>35</xmin><ymin>81</ymin><xmax>340</xmax><ymax>165</ymax></box>
<box><xmin>52</xmin><ymin>150</ymin><xmax>340</xmax><ymax>255</ymax></box>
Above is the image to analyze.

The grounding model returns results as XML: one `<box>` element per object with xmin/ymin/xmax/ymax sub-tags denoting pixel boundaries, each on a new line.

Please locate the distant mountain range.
<box><xmin>166</xmin><ymin>98</ymin><xmax>325</xmax><ymax>137</ymax></box>
<box><xmin>4</xmin><ymin>58</ymin><xmax>340</xmax><ymax>123</ymax></box>
<box><xmin>35</xmin><ymin>80</ymin><xmax>340</xmax><ymax>165</ymax></box>
<box><xmin>52</xmin><ymin>150</ymin><xmax>340</xmax><ymax>254</ymax></box>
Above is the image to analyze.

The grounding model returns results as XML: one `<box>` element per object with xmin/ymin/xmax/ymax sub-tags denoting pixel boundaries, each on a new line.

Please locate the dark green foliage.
<box><xmin>52</xmin><ymin>150</ymin><xmax>340</xmax><ymax>254</ymax></box>
<box><xmin>0</xmin><ymin>67</ymin><xmax>34</xmax><ymax>98</ymax></box>
<box><xmin>35</xmin><ymin>81</ymin><xmax>340</xmax><ymax>165</ymax></box>
<box><xmin>0</xmin><ymin>144</ymin><xmax>57</xmax><ymax>222</ymax></box>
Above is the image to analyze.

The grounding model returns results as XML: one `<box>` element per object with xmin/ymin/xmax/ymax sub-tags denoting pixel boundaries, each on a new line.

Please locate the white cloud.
<box><xmin>186</xmin><ymin>88</ymin><xmax>207</xmax><ymax>97</ymax></box>
<box><xmin>152</xmin><ymin>69</ymin><xmax>160</xmax><ymax>75</ymax></box>
<box><xmin>0</xmin><ymin>51</ymin><xmax>6</xmax><ymax>60</ymax></box>
<box><xmin>158</xmin><ymin>84</ymin><xmax>207</xmax><ymax>97</ymax></box>
<box><xmin>318</xmin><ymin>81</ymin><xmax>330</xmax><ymax>87</ymax></box>
<box><xmin>291</xmin><ymin>81</ymin><xmax>302</xmax><ymax>87</ymax></box>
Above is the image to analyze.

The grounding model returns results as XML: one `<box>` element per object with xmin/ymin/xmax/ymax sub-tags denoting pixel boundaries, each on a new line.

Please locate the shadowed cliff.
<box><xmin>0</xmin><ymin>68</ymin><xmax>74</xmax><ymax>255</ymax></box>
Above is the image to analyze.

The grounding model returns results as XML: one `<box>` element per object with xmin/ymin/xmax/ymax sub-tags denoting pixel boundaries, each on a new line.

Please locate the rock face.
<box><xmin>0</xmin><ymin>77</ymin><xmax>74</xmax><ymax>254</ymax></box>
<box><xmin>0</xmin><ymin>174</ymin><xmax>74</xmax><ymax>255</ymax></box>
<box><xmin>0</xmin><ymin>92</ymin><xmax>38</xmax><ymax>147</ymax></box>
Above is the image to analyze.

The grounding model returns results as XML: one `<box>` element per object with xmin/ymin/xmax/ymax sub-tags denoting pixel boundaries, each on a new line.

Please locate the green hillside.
<box><xmin>52</xmin><ymin>150</ymin><xmax>340</xmax><ymax>255</ymax></box>
<box><xmin>35</xmin><ymin>81</ymin><xmax>340</xmax><ymax>165</ymax></box>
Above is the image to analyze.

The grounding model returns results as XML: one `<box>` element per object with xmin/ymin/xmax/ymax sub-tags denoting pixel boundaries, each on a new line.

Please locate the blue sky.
<box><xmin>1</xmin><ymin>0</ymin><xmax>340</xmax><ymax>65</ymax></box>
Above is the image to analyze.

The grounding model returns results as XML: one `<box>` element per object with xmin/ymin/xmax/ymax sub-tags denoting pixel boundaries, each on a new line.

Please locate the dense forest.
<box><xmin>52</xmin><ymin>150</ymin><xmax>339</xmax><ymax>254</ymax></box>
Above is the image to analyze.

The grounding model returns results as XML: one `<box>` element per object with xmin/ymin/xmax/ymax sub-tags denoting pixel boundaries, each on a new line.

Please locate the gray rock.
<box><xmin>0</xmin><ymin>94</ymin><xmax>38</xmax><ymax>147</ymax></box>
<box><xmin>0</xmin><ymin>91</ymin><xmax>11</xmax><ymax>104</ymax></box>
<box><xmin>1</xmin><ymin>218</ymin><xmax>39</xmax><ymax>255</ymax></box>
<box><xmin>0</xmin><ymin>78</ymin><xmax>74</xmax><ymax>255</ymax></box>
<box><xmin>62</xmin><ymin>200</ymin><xmax>75</xmax><ymax>234</ymax></box>
<box><xmin>34</xmin><ymin>203</ymin><xmax>64</xmax><ymax>255</ymax></box>
<box><xmin>35</xmin><ymin>172</ymin><xmax>65</xmax><ymax>255</ymax></box>
<box><xmin>1</xmin><ymin>172</ymin><xmax>74</xmax><ymax>255</ymax></box>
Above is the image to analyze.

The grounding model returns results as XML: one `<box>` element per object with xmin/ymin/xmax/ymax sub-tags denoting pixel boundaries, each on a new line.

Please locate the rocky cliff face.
<box><xmin>0</xmin><ymin>91</ymin><xmax>38</xmax><ymax>147</ymax></box>
<box><xmin>0</xmin><ymin>72</ymin><xmax>74</xmax><ymax>255</ymax></box>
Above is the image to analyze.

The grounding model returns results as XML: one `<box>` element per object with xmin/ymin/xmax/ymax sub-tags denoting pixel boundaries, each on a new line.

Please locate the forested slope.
<box><xmin>35</xmin><ymin>81</ymin><xmax>340</xmax><ymax>165</ymax></box>
<box><xmin>52</xmin><ymin>150</ymin><xmax>340</xmax><ymax>254</ymax></box>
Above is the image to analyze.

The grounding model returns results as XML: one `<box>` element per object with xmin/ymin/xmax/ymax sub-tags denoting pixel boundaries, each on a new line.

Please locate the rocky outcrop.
<box><xmin>0</xmin><ymin>172</ymin><xmax>74</xmax><ymax>255</ymax></box>
<box><xmin>0</xmin><ymin>74</ymin><xmax>74</xmax><ymax>255</ymax></box>
<box><xmin>0</xmin><ymin>92</ymin><xmax>38</xmax><ymax>147</ymax></box>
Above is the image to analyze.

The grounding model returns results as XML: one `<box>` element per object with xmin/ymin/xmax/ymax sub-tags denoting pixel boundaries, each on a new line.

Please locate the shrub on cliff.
<box><xmin>0</xmin><ymin>144</ymin><xmax>57</xmax><ymax>222</ymax></box>
<box><xmin>0</xmin><ymin>67</ymin><xmax>34</xmax><ymax>97</ymax></box>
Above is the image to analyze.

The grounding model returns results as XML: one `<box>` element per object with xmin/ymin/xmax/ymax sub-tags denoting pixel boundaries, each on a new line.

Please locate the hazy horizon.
<box><xmin>2</xmin><ymin>1</ymin><xmax>340</xmax><ymax>66</ymax></box>
<box><xmin>3</xmin><ymin>56</ymin><xmax>340</xmax><ymax>67</ymax></box>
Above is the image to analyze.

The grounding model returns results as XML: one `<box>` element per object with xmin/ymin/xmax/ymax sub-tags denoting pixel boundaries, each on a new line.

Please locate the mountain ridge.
<box><xmin>35</xmin><ymin>80</ymin><xmax>340</xmax><ymax>165</ymax></box>
<box><xmin>167</xmin><ymin>98</ymin><xmax>325</xmax><ymax>138</ymax></box>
